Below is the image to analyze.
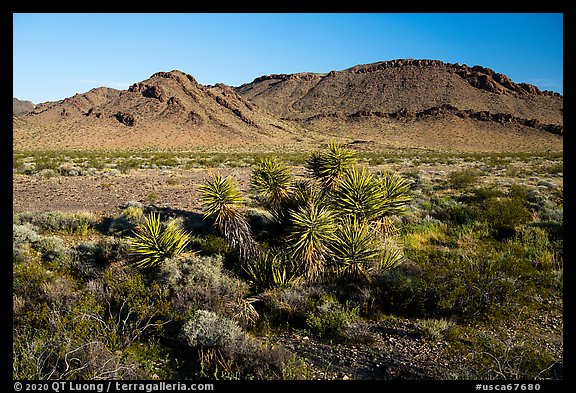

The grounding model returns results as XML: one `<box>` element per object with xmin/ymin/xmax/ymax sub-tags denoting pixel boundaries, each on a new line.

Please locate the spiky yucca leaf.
<box><xmin>291</xmin><ymin>180</ymin><xmax>326</xmax><ymax>208</ymax></box>
<box><xmin>375</xmin><ymin>170</ymin><xmax>412</xmax><ymax>217</ymax></box>
<box><xmin>198</xmin><ymin>173</ymin><xmax>259</xmax><ymax>263</ymax></box>
<box><xmin>199</xmin><ymin>173</ymin><xmax>244</xmax><ymax>227</ymax></box>
<box><xmin>332</xmin><ymin>166</ymin><xmax>412</xmax><ymax>222</ymax></box>
<box><xmin>243</xmin><ymin>249</ymin><xmax>301</xmax><ymax>290</ymax></box>
<box><xmin>265</xmin><ymin>179</ymin><xmax>327</xmax><ymax>226</ymax></box>
<box><xmin>251</xmin><ymin>158</ymin><xmax>293</xmax><ymax>207</ymax></box>
<box><xmin>332</xmin><ymin>165</ymin><xmax>388</xmax><ymax>222</ymax></box>
<box><xmin>329</xmin><ymin>216</ymin><xmax>381</xmax><ymax>278</ymax></box>
<box><xmin>378</xmin><ymin>238</ymin><xmax>405</xmax><ymax>271</ymax></box>
<box><xmin>306</xmin><ymin>142</ymin><xmax>356</xmax><ymax>190</ymax></box>
<box><xmin>288</xmin><ymin>203</ymin><xmax>336</xmax><ymax>281</ymax></box>
<box><xmin>129</xmin><ymin>212</ymin><xmax>190</xmax><ymax>269</ymax></box>
<box><xmin>371</xmin><ymin>216</ymin><xmax>400</xmax><ymax>238</ymax></box>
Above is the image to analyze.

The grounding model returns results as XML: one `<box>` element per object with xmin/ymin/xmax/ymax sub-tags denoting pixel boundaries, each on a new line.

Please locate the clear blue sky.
<box><xmin>13</xmin><ymin>13</ymin><xmax>563</xmax><ymax>104</ymax></box>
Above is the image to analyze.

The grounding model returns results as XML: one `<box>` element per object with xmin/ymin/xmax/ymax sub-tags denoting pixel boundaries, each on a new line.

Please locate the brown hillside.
<box><xmin>13</xmin><ymin>98</ymin><xmax>36</xmax><ymax>117</ymax></box>
<box><xmin>237</xmin><ymin>59</ymin><xmax>562</xmax><ymax>123</ymax></box>
<box><xmin>236</xmin><ymin>59</ymin><xmax>563</xmax><ymax>143</ymax></box>
<box><xmin>14</xmin><ymin>70</ymin><xmax>319</xmax><ymax>151</ymax></box>
<box><xmin>13</xmin><ymin>61</ymin><xmax>563</xmax><ymax>153</ymax></box>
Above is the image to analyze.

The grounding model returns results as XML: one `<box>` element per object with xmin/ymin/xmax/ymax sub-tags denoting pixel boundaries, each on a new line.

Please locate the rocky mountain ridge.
<box><xmin>13</xmin><ymin>59</ymin><xmax>563</xmax><ymax>152</ymax></box>
<box><xmin>236</xmin><ymin>59</ymin><xmax>563</xmax><ymax>128</ymax></box>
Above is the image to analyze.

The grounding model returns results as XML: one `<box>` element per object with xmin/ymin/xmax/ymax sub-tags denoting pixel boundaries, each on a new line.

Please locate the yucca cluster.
<box><xmin>199</xmin><ymin>143</ymin><xmax>412</xmax><ymax>289</ymax></box>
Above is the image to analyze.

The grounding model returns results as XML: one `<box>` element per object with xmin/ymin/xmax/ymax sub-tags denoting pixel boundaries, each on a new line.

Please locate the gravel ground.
<box><xmin>13</xmin><ymin>168</ymin><xmax>255</xmax><ymax>217</ymax></box>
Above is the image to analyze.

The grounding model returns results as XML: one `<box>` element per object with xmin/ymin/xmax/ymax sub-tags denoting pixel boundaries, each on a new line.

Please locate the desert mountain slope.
<box><xmin>236</xmin><ymin>59</ymin><xmax>562</xmax><ymax>132</ymax></box>
<box><xmin>13</xmin><ymin>60</ymin><xmax>563</xmax><ymax>152</ymax></box>
<box><xmin>14</xmin><ymin>70</ymin><xmax>316</xmax><ymax>151</ymax></box>
<box><xmin>13</xmin><ymin>98</ymin><xmax>36</xmax><ymax>116</ymax></box>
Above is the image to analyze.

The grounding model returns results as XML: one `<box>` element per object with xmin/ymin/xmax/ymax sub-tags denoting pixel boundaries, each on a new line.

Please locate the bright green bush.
<box><xmin>416</xmin><ymin>318</ymin><xmax>456</xmax><ymax>341</ymax></box>
<box><xmin>108</xmin><ymin>205</ymin><xmax>144</xmax><ymax>235</ymax></box>
<box><xmin>197</xmin><ymin>234</ymin><xmax>233</xmax><ymax>256</ymax></box>
<box><xmin>484</xmin><ymin>197</ymin><xmax>532</xmax><ymax>238</ymax></box>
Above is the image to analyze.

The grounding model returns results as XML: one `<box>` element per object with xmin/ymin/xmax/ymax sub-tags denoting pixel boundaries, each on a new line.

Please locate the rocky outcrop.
<box><xmin>113</xmin><ymin>112</ymin><xmax>135</xmax><ymax>126</ymax></box>
<box><xmin>244</xmin><ymin>72</ymin><xmax>324</xmax><ymax>86</ymax></box>
<box><xmin>349</xmin><ymin>59</ymin><xmax>561</xmax><ymax>98</ymax></box>
<box><xmin>305</xmin><ymin>103</ymin><xmax>563</xmax><ymax>136</ymax></box>
<box><xmin>85</xmin><ymin>108</ymin><xmax>104</xmax><ymax>118</ymax></box>
<box><xmin>129</xmin><ymin>83</ymin><xmax>167</xmax><ymax>102</ymax></box>
<box><xmin>214</xmin><ymin>95</ymin><xmax>258</xmax><ymax>127</ymax></box>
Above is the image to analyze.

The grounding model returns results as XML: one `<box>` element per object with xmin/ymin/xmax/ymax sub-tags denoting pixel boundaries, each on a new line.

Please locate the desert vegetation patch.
<box><xmin>13</xmin><ymin>145</ymin><xmax>562</xmax><ymax>380</ymax></box>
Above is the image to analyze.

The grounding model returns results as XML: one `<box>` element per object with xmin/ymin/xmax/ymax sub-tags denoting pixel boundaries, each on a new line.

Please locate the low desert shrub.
<box><xmin>181</xmin><ymin>310</ymin><xmax>242</xmax><ymax>349</ymax></box>
<box><xmin>468</xmin><ymin>333</ymin><xmax>557</xmax><ymax>380</ymax></box>
<box><xmin>447</xmin><ymin>169</ymin><xmax>479</xmax><ymax>190</ymax></box>
<box><xmin>158</xmin><ymin>254</ymin><xmax>247</xmax><ymax>319</ymax></box>
<box><xmin>483</xmin><ymin>197</ymin><xmax>532</xmax><ymax>238</ymax></box>
<box><xmin>108</xmin><ymin>205</ymin><xmax>144</xmax><ymax>235</ymax></box>
<box><xmin>196</xmin><ymin>234</ymin><xmax>233</xmax><ymax>257</ymax></box>
<box><xmin>13</xmin><ymin>223</ymin><xmax>40</xmax><ymax>245</ymax></box>
<box><xmin>416</xmin><ymin>318</ymin><xmax>456</xmax><ymax>341</ymax></box>
<box><xmin>373</xmin><ymin>247</ymin><xmax>542</xmax><ymax>320</ymax></box>
<box><xmin>259</xmin><ymin>285</ymin><xmax>321</xmax><ymax>329</ymax></box>
<box><xmin>14</xmin><ymin>211</ymin><xmax>96</xmax><ymax>235</ymax></box>
<box><xmin>305</xmin><ymin>294</ymin><xmax>359</xmax><ymax>339</ymax></box>
<box><xmin>33</xmin><ymin>236</ymin><xmax>70</xmax><ymax>267</ymax></box>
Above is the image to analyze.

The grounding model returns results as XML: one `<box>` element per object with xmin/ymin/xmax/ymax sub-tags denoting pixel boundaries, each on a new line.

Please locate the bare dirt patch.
<box><xmin>13</xmin><ymin>168</ymin><xmax>255</xmax><ymax>217</ymax></box>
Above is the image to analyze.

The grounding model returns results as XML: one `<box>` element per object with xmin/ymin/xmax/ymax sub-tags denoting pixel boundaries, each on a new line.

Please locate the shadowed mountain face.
<box><xmin>13</xmin><ymin>60</ymin><xmax>563</xmax><ymax>152</ymax></box>
<box><xmin>13</xmin><ymin>98</ymin><xmax>36</xmax><ymax>116</ymax></box>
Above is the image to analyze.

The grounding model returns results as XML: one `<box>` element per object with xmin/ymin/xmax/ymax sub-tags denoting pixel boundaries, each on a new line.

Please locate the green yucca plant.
<box><xmin>291</xmin><ymin>180</ymin><xmax>326</xmax><ymax>209</ymax></box>
<box><xmin>251</xmin><ymin>157</ymin><xmax>293</xmax><ymax>207</ymax></box>
<box><xmin>306</xmin><ymin>142</ymin><xmax>356</xmax><ymax>190</ymax></box>
<box><xmin>329</xmin><ymin>216</ymin><xmax>381</xmax><ymax>278</ymax></box>
<box><xmin>372</xmin><ymin>216</ymin><xmax>401</xmax><ymax>238</ymax></box>
<box><xmin>329</xmin><ymin>217</ymin><xmax>405</xmax><ymax>279</ymax></box>
<box><xmin>198</xmin><ymin>173</ymin><xmax>259</xmax><ymax>264</ymax></box>
<box><xmin>331</xmin><ymin>165</ymin><xmax>386</xmax><ymax>222</ymax></box>
<box><xmin>199</xmin><ymin>173</ymin><xmax>244</xmax><ymax>228</ymax></box>
<box><xmin>287</xmin><ymin>202</ymin><xmax>336</xmax><ymax>281</ymax></box>
<box><xmin>332</xmin><ymin>166</ymin><xmax>412</xmax><ymax>222</ymax></box>
<box><xmin>129</xmin><ymin>212</ymin><xmax>190</xmax><ymax>269</ymax></box>
<box><xmin>266</xmin><ymin>179</ymin><xmax>326</xmax><ymax>227</ymax></box>
<box><xmin>375</xmin><ymin>170</ymin><xmax>412</xmax><ymax>217</ymax></box>
<box><xmin>251</xmin><ymin>158</ymin><xmax>294</xmax><ymax>224</ymax></box>
<box><xmin>242</xmin><ymin>249</ymin><xmax>301</xmax><ymax>291</ymax></box>
<box><xmin>377</xmin><ymin>237</ymin><xmax>405</xmax><ymax>271</ymax></box>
